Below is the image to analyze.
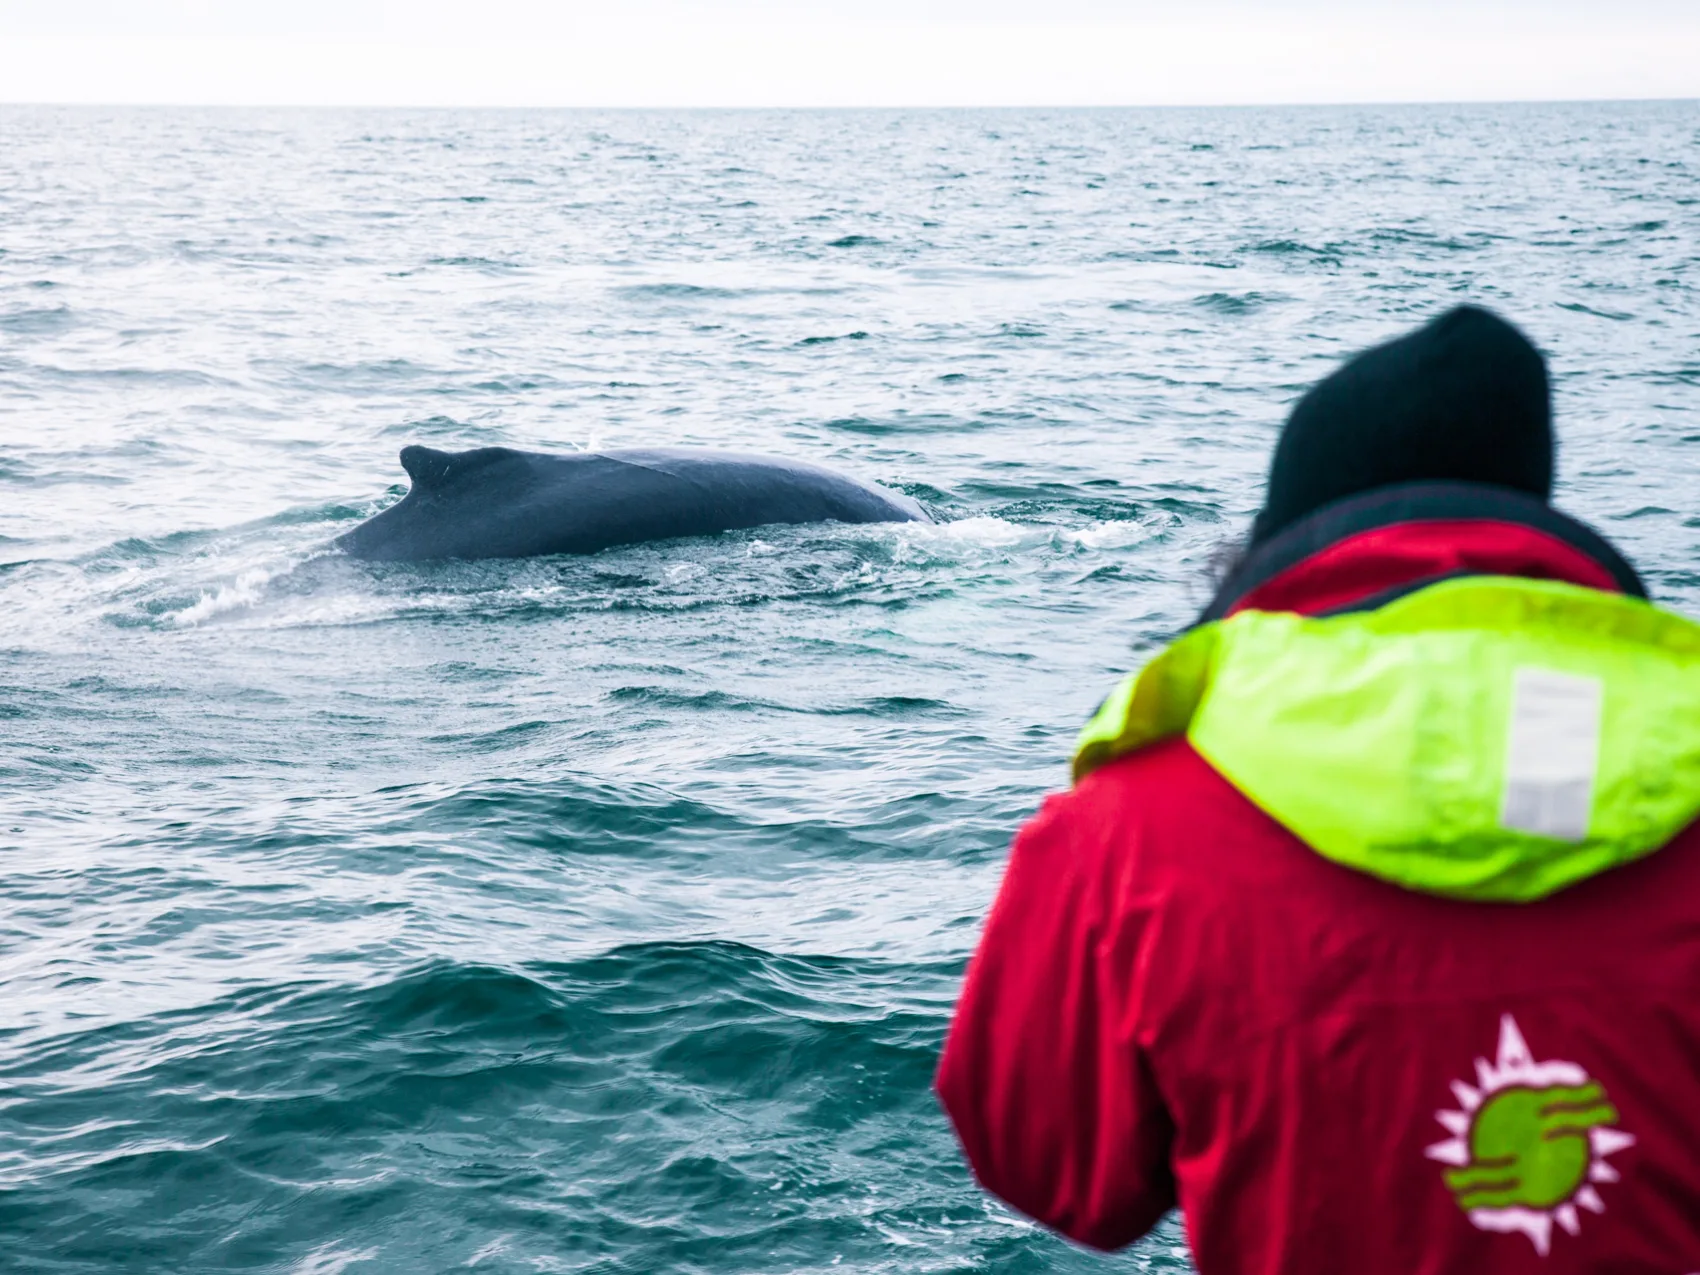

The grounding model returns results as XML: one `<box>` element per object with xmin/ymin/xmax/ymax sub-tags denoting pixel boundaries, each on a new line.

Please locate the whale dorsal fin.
<box><xmin>399</xmin><ymin>444</ymin><xmax>518</xmax><ymax>492</ymax></box>
<box><xmin>399</xmin><ymin>444</ymin><xmax>457</xmax><ymax>490</ymax></box>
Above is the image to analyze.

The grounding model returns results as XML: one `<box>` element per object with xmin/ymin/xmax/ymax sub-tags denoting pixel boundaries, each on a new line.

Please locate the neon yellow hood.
<box><xmin>1074</xmin><ymin>577</ymin><xmax>1700</xmax><ymax>901</ymax></box>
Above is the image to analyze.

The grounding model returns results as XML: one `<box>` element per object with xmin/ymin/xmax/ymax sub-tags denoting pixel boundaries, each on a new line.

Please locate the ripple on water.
<box><xmin>3</xmin><ymin>948</ymin><xmax>1159</xmax><ymax>1272</ymax></box>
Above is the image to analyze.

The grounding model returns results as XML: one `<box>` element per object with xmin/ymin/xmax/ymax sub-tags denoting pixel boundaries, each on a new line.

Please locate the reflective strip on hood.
<box><xmin>1074</xmin><ymin>576</ymin><xmax>1700</xmax><ymax>901</ymax></box>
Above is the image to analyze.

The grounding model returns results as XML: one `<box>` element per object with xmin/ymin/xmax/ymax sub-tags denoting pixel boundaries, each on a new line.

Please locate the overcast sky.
<box><xmin>3</xmin><ymin>0</ymin><xmax>1697</xmax><ymax>108</ymax></box>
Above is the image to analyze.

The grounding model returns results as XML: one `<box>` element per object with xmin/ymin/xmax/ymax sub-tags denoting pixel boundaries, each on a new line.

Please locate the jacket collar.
<box><xmin>1201</xmin><ymin>481</ymin><xmax>1645</xmax><ymax>623</ymax></box>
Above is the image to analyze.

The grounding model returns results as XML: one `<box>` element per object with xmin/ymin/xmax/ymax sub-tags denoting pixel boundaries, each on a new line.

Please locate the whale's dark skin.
<box><xmin>335</xmin><ymin>444</ymin><xmax>931</xmax><ymax>562</ymax></box>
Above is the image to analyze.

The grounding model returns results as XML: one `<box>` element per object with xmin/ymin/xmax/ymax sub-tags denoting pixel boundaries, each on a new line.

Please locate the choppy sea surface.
<box><xmin>2</xmin><ymin>102</ymin><xmax>1698</xmax><ymax>1273</ymax></box>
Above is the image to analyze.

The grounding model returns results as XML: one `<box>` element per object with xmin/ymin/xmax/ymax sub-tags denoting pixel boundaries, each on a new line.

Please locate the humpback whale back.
<box><xmin>336</xmin><ymin>444</ymin><xmax>929</xmax><ymax>562</ymax></box>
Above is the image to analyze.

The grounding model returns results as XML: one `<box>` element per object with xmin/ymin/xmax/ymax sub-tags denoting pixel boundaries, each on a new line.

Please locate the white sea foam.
<box><xmin>168</xmin><ymin>563</ymin><xmax>291</xmax><ymax>626</ymax></box>
<box><xmin>1061</xmin><ymin>518</ymin><xmax>1156</xmax><ymax>550</ymax></box>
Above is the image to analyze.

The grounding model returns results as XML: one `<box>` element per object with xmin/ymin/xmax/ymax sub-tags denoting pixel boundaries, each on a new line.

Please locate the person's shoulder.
<box><xmin>1066</xmin><ymin>736</ymin><xmax>1241</xmax><ymax>829</ymax></box>
<box><xmin>1029</xmin><ymin>736</ymin><xmax>1313</xmax><ymax>897</ymax></box>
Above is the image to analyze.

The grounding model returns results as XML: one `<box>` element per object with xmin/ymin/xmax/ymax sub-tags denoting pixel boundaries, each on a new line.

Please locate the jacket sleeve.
<box><xmin>935</xmin><ymin>787</ymin><xmax>1176</xmax><ymax>1250</ymax></box>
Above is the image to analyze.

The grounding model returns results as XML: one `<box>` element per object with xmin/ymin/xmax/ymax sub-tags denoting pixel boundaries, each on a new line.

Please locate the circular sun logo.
<box><xmin>1425</xmin><ymin>1014</ymin><xmax>1636</xmax><ymax>1256</ymax></box>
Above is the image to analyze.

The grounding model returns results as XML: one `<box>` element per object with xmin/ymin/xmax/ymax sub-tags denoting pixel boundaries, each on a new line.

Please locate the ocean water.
<box><xmin>2</xmin><ymin>101</ymin><xmax>1698</xmax><ymax>1274</ymax></box>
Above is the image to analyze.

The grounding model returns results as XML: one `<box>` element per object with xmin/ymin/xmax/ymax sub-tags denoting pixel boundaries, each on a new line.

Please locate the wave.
<box><xmin>0</xmin><ymin>304</ymin><xmax>77</xmax><ymax>334</ymax></box>
<box><xmin>367</xmin><ymin>772</ymin><xmax>1011</xmax><ymax>866</ymax></box>
<box><xmin>0</xmin><ymin>948</ymin><xmax>1005</xmax><ymax>1271</ymax></box>
<box><xmin>1557</xmin><ymin>300</ymin><xmax>1636</xmax><ymax>322</ymax></box>
<box><xmin>613</xmin><ymin>283</ymin><xmax>747</xmax><ymax>300</ymax></box>
<box><xmin>606</xmin><ymin>686</ymin><xmax>958</xmax><ymax>718</ymax></box>
<box><xmin>1191</xmin><ymin>290</ymin><xmax>1288</xmax><ymax>315</ymax></box>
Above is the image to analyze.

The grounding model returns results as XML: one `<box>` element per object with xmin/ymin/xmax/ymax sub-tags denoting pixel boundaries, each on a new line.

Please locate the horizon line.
<box><xmin>4</xmin><ymin>95</ymin><xmax>1696</xmax><ymax>111</ymax></box>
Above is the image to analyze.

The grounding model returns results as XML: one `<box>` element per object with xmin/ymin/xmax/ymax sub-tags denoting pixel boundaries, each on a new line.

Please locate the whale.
<box><xmin>335</xmin><ymin>444</ymin><xmax>931</xmax><ymax>562</ymax></box>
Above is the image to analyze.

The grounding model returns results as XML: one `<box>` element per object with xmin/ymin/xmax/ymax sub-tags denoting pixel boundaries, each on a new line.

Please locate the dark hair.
<box><xmin>1206</xmin><ymin>529</ymin><xmax>1252</xmax><ymax>592</ymax></box>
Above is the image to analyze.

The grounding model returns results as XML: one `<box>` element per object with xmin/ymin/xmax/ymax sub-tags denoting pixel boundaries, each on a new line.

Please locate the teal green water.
<box><xmin>2</xmin><ymin>103</ymin><xmax>1697</xmax><ymax>1273</ymax></box>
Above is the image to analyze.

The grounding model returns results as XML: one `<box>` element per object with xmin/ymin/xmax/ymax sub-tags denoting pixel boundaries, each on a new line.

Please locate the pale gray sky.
<box><xmin>3</xmin><ymin>0</ymin><xmax>1697</xmax><ymax>107</ymax></box>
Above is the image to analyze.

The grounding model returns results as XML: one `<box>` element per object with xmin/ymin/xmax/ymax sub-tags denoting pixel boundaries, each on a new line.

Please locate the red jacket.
<box><xmin>937</xmin><ymin>486</ymin><xmax>1700</xmax><ymax>1273</ymax></box>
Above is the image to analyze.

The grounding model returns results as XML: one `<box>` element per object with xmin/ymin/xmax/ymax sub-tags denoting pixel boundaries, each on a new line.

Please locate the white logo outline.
<box><xmin>1425</xmin><ymin>1014</ymin><xmax>1634</xmax><ymax>1256</ymax></box>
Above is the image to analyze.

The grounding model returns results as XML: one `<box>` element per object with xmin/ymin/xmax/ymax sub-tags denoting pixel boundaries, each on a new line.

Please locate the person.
<box><xmin>936</xmin><ymin>306</ymin><xmax>1700</xmax><ymax>1273</ymax></box>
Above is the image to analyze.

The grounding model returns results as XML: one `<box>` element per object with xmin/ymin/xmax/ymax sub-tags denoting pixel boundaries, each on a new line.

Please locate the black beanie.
<box><xmin>1252</xmin><ymin>306</ymin><xmax>1554</xmax><ymax>544</ymax></box>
